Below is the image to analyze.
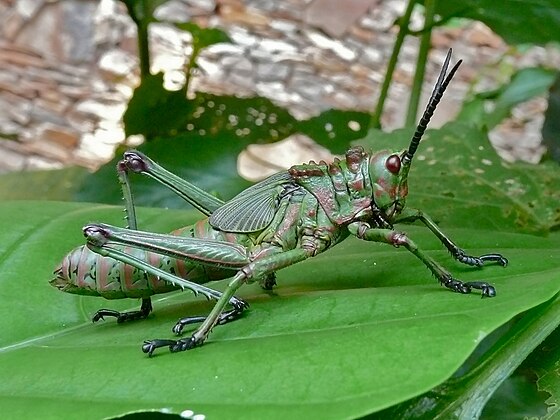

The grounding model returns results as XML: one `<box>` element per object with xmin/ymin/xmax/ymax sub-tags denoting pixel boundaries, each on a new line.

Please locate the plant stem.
<box><xmin>370</xmin><ymin>0</ymin><xmax>416</xmax><ymax>129</ymax></box>
<box><xmin>184</xmin><ymin>46</ymin><xmax>199</xmax><ymax>94</ymax></box>
<box><xmin>136</xmin><ymin>1</ymin><xmax>152</xmax><ymax>79</ymax></box>
<box><xmin>405</xmin><ymin>0</ymin><xmax>435</xmax><ymax>126</ymax></box>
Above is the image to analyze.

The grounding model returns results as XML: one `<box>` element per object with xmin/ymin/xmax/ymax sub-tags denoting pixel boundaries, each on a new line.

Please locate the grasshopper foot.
<box><xmin>170</xmin><ymin>336</ymin><xmax>201</xmax><ymax>352</ymax></box>
<box><xmin>92</xmin><ymin>298</ymin><xmax>152</xmax><ymax>323</ymax></box>
<box><xmin>142</xmin><ymin>339</ymin><xmax>177</xmax><ymax>357</ymax></box>
<box><xmin>440</xmin><ymin>275</ymin><xmax>496</xmax><ymax>297</ymax></box>
<box><xmin>172</xmin><ymin>297</ymin><xmax>249</xmax><ymax>335</ymax></box>
<box><xmin>464</xmin><ymin>281</ymin><xmax>496</xmax><ymax>298</ymax></box>
<box><xmin>142</xmin><ymin>335</ymin><xmax>203</xmax><ymax>356</ymax></box>
<box><xmin>456</xmin><ymin>251</ymin><xmax>508</xmax><ymax>267</ymax></box>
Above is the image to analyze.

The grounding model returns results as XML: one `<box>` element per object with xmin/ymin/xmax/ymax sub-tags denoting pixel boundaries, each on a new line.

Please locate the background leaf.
<box><xmin>431</xmin><ymin>0</ymin><xmax>560</xmax><ymax>45</ymax></box>
<box><xmin>523</xmin><ymin>325</ymin><xmax>560</xmax><ymax>419</ymax></box>
<box><xmin>298</xmin><ymin>109</ymin><xmax>370</xmax><ymax>154</ymax></box>
<box><xmin>457</xmin><ymin>68</ymin><xmax>558</xmax><ymax>130</ymax></box>
<box><xmin>123</xmin><ymin>73</ymin><xmax>192</xmax><ymax>138</ymax></box>
<box><xmin>542</xmin><ymin>73</ymin><xmax>560</xmax><ymax>163</ymax></box>
<box><xmin>1</xmin><ymin>201</ymin><xmax>559</xmax><ymax>419</ymax></box>
<box><xmin>174</xmin><ymin>22</ymin><xmax>232</xmax><ymax>51</ymax></box>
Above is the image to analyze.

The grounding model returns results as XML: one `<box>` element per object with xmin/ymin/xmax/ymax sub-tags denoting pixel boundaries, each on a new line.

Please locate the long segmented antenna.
<box><xmin>402</xmin><ymin>49</ymin><xmax>462</xmax><ymax>165</ymax></box>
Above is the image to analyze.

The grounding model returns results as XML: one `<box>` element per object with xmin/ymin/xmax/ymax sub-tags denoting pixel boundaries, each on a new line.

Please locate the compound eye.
<box><xmin>385</xmin><ymin>154</ymin><xmax>401</xmax><ymax>174</ymax></box>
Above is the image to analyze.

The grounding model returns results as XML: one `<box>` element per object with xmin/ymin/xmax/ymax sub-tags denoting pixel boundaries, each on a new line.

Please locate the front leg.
<box><xmin>395</xmin><ymin>208</ymin><xmax>508</xmax><ymax>267</ymax></box>
<box><xmin>349</xmin><ymin>222</ymin><xmax>497</xmax><ymax>297</ymax></box>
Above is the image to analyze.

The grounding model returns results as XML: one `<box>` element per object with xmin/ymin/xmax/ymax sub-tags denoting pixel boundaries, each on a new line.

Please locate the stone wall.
<box><xmin>0</xmin><ymin>0</ymin><xmax>556</xmax><ymax>174</ymax></box>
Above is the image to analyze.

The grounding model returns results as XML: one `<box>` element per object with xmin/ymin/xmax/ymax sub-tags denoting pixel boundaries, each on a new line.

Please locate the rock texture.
<box><xmin>0</xmin><ymin>0</ymin><xmax>557</xmax><ymax>174</ymax></box>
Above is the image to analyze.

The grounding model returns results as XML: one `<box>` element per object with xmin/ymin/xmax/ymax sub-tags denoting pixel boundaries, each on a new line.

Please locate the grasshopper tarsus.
<box><xmin>455</xmin><ymin>250</ymin><xmax>508</xmax><ymax>268</ymax></box>
<box><xmin>92</xmin><ymin>297</ymin><xmax>153</xmax><ymax>324</ymax></box>
<box><xmin>440</xmin><ymin>275</ymin><xmax>496</xmax><ymax>298</ymax></box>
<box><xmin>142</xmin><ymin>339</ymin><xmax>177</xmax><ymax>357</ymax></box>
<box><xmin>479</xmin><ymin>253</ymin><xmax>508</xmax><ymax>267</ymax></box>
<box><xmin>170</xmin><ymin>336</ymin><xmax>200</xmax><ymax>352</ymax></box>
<box><xmin>143</xmin><ymin>336</ymin><xmax>200</xmax><ymax>355</ymax></box>
<box><xmin>465</xmin><ymin>281</ymin><xmax>497</xmax><ymax>298</ymax></box>
<box><xmin>172</xmin><ymin>299</ymin><xmax>248</xmax><ymax>335</ymax></box>
<box><xmin>172</xmin><ymin>316</ymin><xmax>206</xmax><ymax>335</ymax></box>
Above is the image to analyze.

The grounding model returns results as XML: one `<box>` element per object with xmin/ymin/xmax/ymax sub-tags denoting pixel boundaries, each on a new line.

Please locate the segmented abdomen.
<box><xmin>51</xmin><ymin>245</ymin><xmax>208</xmax><ymax>299</ymax></box>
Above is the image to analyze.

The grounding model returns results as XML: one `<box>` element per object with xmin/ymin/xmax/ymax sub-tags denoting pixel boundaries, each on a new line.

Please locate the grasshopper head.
<box><xmin>368</xmin><ymin>150</ymin><xmax>408</xmax><ymax>218</ymax></box>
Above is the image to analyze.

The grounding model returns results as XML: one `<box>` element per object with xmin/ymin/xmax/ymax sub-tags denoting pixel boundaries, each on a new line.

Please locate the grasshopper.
<box><xmin>51</xmin><ymin>50</ymin><xmax>507</xmax><ymax>356</ymax></box>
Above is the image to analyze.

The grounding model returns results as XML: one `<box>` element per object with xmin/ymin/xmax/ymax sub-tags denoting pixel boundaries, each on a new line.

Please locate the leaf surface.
<box><xmin>1</xmin><ymin>201</ymin><xmax>559</xmax><ymax>419</ymax></box>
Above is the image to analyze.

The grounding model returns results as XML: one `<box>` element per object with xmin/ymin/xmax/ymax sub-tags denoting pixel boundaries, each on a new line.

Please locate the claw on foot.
<box><xmin>441</xmin><ymin>276</ymin><xmax>496</xmax><ymax>297</ymax></box>
<box><xmin>142</xmin><ymin>336</ymin><xmax>203</xmax><ymax>356</ymax></box>
<box><xmin>465</xmin><ymin>281</ymin><xmax>496</xmax><ymax>298</ymax></box>
<box><xmin>479</xmin><ymin>253</ymin><xmax>508</xmax><ymax>267</ymax></box>
<box><xmin>172</xmin><ymin>297</ymin><xmax>249</xmax><ymax>335</ymax></box>
<box><xmin>170</xmin><ymin>336</ymin><xmax>200</xmax><ymax>352</ymax></box>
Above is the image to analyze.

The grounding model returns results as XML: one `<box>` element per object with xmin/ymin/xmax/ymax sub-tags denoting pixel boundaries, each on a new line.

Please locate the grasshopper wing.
<box><xmin>209</xmin><ymin>171</ymin><xmax>296</xmax><ymax>233</ymax></box>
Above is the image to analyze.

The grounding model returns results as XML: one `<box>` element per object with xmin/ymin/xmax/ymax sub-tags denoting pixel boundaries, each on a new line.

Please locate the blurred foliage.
<box><xmin>429</xmin><ymin>0</ymin><xmax>560</xmax><ymax>45</ymax></box>
<box><xmin>542</xmin><ymin>74</ymin><xmax>560</xmax><ymax>163</ymax></box>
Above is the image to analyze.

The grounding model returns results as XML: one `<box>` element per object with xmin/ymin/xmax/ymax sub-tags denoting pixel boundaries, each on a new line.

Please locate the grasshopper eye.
<box><xmin>385</xmin><ymin>154</ymin><xmax>401</xmax><ymax>174</ymax></box>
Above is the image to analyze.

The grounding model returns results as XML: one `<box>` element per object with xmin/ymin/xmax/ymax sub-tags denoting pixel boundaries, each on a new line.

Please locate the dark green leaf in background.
<box><xmin>523</xmin><ymin>325</ymin><xmax>560</xmax><ymax>419</ymax></box>
<box><xmin>119</xmin><ymin>0</ymin><xmax>171</xmax><ymax>24</ymax></box>
<box><xmin>457</xmin><ymin>68</ymin><xmax>558</xmax><ymax>130</ymax></box>
<box><xmin>432</xmin><ymin>0</ymin><xmax>560</xmax><ymax>45</ymax></box>
<box><xmin>481</xmin><ymin>374</ymin><xmax>550</xmax><ymax>419</ymax></box>
<box><xmin>174</xmin><ymin>22</ymin><xmax>232</xmax><ymax>51</ymax></box>
<box><xmin>123</xmin><ymin>73</ymin><xmax>192</xmax><ymax>138</ymax></box>
<box><xmin>298</xmin><ymin>109</ymin><xmax>370</xmax><ymax>154</ymax></box>
<box><xmin>184</xmin><ymin>92</ymin><xmax>297</xmax><ymax>143</ymax></box>
<box><xmin>542</xmin><ymin>73</ymin><xmax>560</xmax><ymax>163</ymax></box>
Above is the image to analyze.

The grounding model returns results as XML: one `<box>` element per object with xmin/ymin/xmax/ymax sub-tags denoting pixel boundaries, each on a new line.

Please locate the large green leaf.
<box><xmin>431</xmin><ymin>0</ymin><xmax>560</xmax><ymax>45</ymax></box>
<box><xmin>1</xmin><ymin>201</ymin><xmax>559</xmax><ymax>419</ymax></box>
<box><xmin>356</xmin><ymin>122</ymin><xmax>560</xmax><ymax>234</ymax></box>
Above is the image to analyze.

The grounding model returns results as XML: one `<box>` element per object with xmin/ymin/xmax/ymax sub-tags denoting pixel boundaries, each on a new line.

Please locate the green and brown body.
<box><xmin>51</xmin><ymin>148</ymin><xmax>380</xmax><ymax>300</ymax></box>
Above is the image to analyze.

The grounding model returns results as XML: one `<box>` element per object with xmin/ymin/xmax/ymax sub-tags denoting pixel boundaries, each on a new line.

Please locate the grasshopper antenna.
<box><xmin>402</xmin><ymin>49</ymin><xmax>462</xmax><ymax>167</ymax></box>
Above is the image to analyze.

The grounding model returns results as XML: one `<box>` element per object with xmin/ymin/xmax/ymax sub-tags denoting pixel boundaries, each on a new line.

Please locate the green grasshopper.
<box><xmin>51</xmin><ymin>50</ymin><xmax>507</xmax><ymax>356</ymax></box>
